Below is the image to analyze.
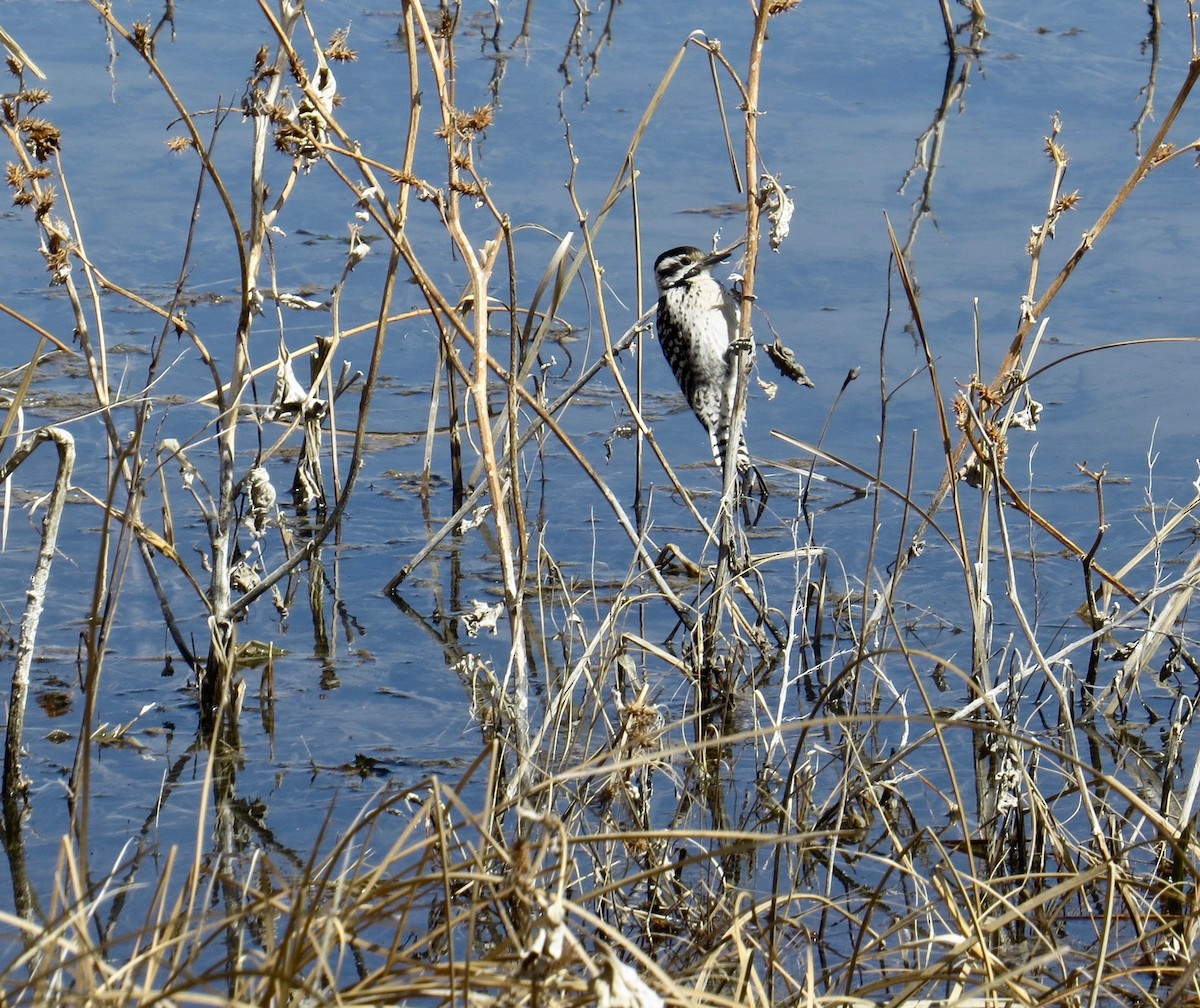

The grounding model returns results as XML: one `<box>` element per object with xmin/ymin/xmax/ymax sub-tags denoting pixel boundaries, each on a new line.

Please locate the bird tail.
<box><xmin>712</xmin><ymin>427</ymin><xmax>750</xmax><ymax>474</ymax></box>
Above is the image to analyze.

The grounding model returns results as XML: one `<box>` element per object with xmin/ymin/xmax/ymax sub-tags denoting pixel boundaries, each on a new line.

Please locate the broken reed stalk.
<box><xmin>0</xmin><ymin>427</ymin><xmax>74</xmax><ymax>921</ymax></box>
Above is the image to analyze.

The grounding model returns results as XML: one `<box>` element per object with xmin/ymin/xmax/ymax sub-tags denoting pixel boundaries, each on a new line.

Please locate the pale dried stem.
<box><xmin>0</xmin><ymin>426</ymin><xmax>74</xmax><ymax>921</ymax></box>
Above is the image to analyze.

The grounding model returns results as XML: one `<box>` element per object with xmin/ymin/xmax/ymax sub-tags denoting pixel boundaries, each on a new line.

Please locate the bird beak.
<box><xmin>679</xmin><ymin>244</ymin><xmax>741</xmax><ymax>284</ymax></box>
<box><xmin>702</xmin><ymin>245</ymin><xmax>737</xmax><ymax>268</ymax></box>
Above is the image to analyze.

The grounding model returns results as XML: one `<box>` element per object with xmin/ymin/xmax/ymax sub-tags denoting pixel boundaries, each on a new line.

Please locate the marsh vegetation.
<box><xmin>1</xmin><ymin>1</ymin><xmax>1200</xmax><ymax>1005</ymax></box>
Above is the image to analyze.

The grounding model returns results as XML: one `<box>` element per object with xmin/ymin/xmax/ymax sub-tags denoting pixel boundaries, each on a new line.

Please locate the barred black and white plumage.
<box><xmin>653</xmin><ymin>245</ymin><xmax>750</xmax><ymax>473</ymax></box>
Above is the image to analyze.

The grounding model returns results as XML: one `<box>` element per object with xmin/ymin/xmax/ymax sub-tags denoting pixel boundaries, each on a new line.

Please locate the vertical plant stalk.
<box><xmin>401</xmin><ymin>0</ymin><xmax>537</xmax><ymax>794</ymax></box>
<box><xmin>83</xmin><ymin>2</ymin><xmax>245</xmax><ymax>730</ymax></box>
<box><xmin>697</xmin><ymin>2</ymin><xmax>776</xmax><ymax>699</ymax></box>
<box><xmin>1</xmin><ymin>427</ymin><xmax>75</xmax><ymax>921</ymax></box>
<box><xmin>199</xmin><ymin>11</ymin><xmax>297</xmax><ymax>727</ymax></box>
<box><xmin>1021</xmin><ymin>114</ymin><xmax>1071</xmax><ymax>323</ymax></box>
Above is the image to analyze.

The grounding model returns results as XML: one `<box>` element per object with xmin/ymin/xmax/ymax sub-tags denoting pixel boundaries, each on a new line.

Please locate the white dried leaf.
<box><xmin>459</xmin><ymin>503</ymin><xmax>492</xmax><ymax>532</ymax></box>
<box><xmin>462</xmin><ymin>599</ymin><xmax>502</xmax><ymax>637</ymax></box>
<box><xmin>356</xmin><ymin>185</ymin><xmax>381</xmax><ymax>206</ymax></box>
<box><xmin>958</xmin><ymin>450</ymin><xmax>985</xmax><ymax>489</ymax></box>
<box><xmin>311</xmin><ymin>63</ymin><xmax>336</xmax><ymax>117</ymax></box>
<box><xmin>246</xmin><ymin>465</ymin><xmax>276</xmax><ymax>536</ymax></box>
<box><xmin>1008</xmin><ymin>393</ymin><xmax>1043</xmax><ymax>432</ymax></box>
<box><xmin>230</xmin><ymin>559</ymin><xmax>261</xmax><ymax>594</ymax></box>
<box><xmin>757</xmin><ymin>375</ymin><xmax>778</xmax><ymax>400</ymax></box>
<box><xmin>594</xmin><ymin>947</ymin><xmax>663</xmax><ymax>1008</ymax></box>
<box><xmin>760</xmin><ymin>173</ymin><xmax>794</xmax><ymax>252</ymax></box>
<box><xmin>275</xmin><ymin>292</ymin><xmax>327</xmax><ymax>311</ymax></box>
<box><xmin>268</xmin><ymin>335</ymin><xmax>309</xmax><ymax>420</ymax></box>
<box><xmin>347</xmin><ymin>222</ymin><xmax>369</xmax><ymax>267</ymax></box>
<box><xmin>525</xmin><ymin>902</ymin><xmax>568</xmax><ymax>965</ymax></box>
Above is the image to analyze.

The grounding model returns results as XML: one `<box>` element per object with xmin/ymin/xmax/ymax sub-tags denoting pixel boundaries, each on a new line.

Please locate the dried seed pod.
<box><xmin>763</xmin><ymin>336</ymin><xmax>814</xmax><ymax>388</ymax></box>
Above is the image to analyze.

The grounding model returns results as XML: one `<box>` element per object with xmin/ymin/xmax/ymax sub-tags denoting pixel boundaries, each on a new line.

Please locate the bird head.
<box><xmin>653</xmin><ymin>245</ymin><xmax>735</xmax><ymax>292</ymax></box>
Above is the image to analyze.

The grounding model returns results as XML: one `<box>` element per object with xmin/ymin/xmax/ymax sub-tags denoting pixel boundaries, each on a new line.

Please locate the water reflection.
<box><xmin>898</xmin><ymin>1</ymin><xmax>988</xmax><ymax>266</ymax></box>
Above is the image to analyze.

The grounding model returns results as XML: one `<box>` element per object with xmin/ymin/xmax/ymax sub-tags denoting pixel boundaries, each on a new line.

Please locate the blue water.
<box><xmin>0</xmin><ymin>6</ymin><xmax>1197</xmax><ymax>989</ymax></box>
